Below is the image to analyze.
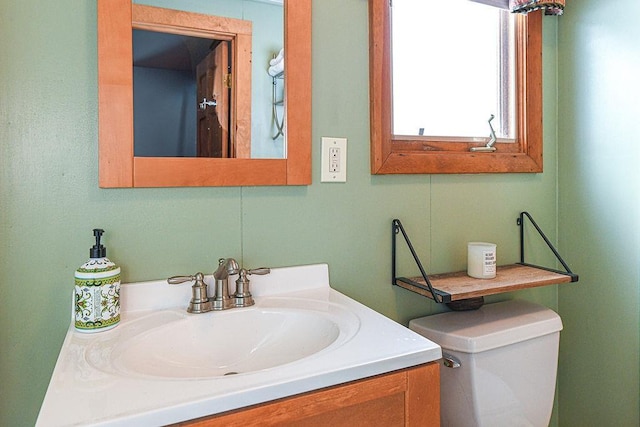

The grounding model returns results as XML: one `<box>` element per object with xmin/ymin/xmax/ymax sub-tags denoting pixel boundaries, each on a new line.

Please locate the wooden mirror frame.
<box><xmin>369</xmin><ymin>0</ymin><xmax>543</xmax><ymax>174</ymax></box>
<box><xmin>98</xmin><ymin>0</ymin><xmax>311</xmax><ymax>187</ymax></box>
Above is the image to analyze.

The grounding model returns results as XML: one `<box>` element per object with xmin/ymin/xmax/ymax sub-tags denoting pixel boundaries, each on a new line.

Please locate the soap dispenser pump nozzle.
<box><xmin>90</xmin><ymin>228</ymin><xmax>107</xmax><ymax>258</ymax></box>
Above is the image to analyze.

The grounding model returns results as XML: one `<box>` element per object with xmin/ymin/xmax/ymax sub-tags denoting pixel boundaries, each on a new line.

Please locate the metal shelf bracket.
<box><xmin>392</xmin><ymin>219</ymin><xmax>445</xmax><ymax>303</ymax></box>
<box><xmin>517</xmin><ymin>211</ymin><xmax>579</xmax><ymax>281</ymax></box>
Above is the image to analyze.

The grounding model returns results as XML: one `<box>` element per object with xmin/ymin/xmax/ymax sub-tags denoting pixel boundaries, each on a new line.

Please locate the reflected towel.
<box><xmin>270</xmin><ymin>48</ymin><xmax>284</xmax><ymax>66</ymax></box>
<box><xmin>268</xmin><ymin>59</ymin><xmax>284</xmax><ymax>77</ymax></box>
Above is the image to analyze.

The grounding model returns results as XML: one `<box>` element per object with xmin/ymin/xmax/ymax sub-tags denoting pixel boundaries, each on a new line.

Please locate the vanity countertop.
<box><xmin>36</xmin><ymin>263</ymin><xmax>441</xmax><ymax>426</ymax></box>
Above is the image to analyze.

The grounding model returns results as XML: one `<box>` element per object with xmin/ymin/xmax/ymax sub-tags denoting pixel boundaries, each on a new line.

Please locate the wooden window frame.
<box><xmin>369</xmin><ymin>0</ymin><xmax>543</xmax><ymax>174</ymax></box>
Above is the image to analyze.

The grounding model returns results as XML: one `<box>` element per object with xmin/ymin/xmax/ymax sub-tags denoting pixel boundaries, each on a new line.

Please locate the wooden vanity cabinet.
<box><xmin>175</xmin><ymin>362</ymin><xmax>440</xmax><ymax>427</ymax></box>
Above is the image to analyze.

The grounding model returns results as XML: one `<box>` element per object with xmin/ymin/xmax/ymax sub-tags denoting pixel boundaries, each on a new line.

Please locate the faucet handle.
<box><xmin>248</xmin><ymin>267</ymin><xmax>270</xmax><ymax>276</ymax></box>
<box><xmin>167</xmin><ymin>272</ymin><xmax>212</xmax><ymax>314</ymax></box>
<box><xmin>167</xmin><ymin>273</ymin><xmax>202</xmax><ymax>285</ymax></box>
<box><xmin>233</xmin><ymin>267</ymin><xmax>271</xmax><ymax>308</ymax></box>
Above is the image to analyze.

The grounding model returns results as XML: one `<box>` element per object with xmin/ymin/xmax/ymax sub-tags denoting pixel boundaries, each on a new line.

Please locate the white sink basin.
<box><xmin>85</xmin><ymin>298</ymin><xmax>360</xmax><ymax>379</ymax></box>
<box><xmin>38</xmin><ymin>264</ymin><xmax>441</xmax><ymax>427</ymax></box>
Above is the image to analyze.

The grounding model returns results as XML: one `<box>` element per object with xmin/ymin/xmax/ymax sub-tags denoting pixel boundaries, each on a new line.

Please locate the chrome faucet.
<box><xmin>168</xmin><ymin>258</ymin><xmax>270</xmax><ymax>313</ymax></box>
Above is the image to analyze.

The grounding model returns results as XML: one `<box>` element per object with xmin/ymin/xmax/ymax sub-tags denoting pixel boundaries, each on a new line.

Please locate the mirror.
<box><xmin>98</xmin><ymin>0</ymin><xmax>311</xmax><ymax>187</ymax></box>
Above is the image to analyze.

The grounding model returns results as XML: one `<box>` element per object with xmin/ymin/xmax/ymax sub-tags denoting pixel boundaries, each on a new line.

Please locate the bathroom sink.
<box><xmin>85</xmin><ymin>298</ymin><xmax>360</xmax><ymax>379</ymax></box>
<box><xmin>38</xmin><ymin>264</ymin><xmax>441</xmax><ymax>427</ymax></box>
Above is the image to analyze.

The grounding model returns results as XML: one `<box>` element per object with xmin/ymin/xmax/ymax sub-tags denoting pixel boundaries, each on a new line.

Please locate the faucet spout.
<box><xmin>214</xmin><ymin>257</ymin><xmax>239</xmax><ymax>280</ymax></box>
<box><xmin>211</xmin><ymin>258</ymin><xmax>239</xmax><ymax>310</ymax></box>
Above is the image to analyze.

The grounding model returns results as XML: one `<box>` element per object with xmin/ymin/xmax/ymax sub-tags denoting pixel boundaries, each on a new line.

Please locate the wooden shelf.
<box><xmin>396</xmin><ymin>264</ymin><xmax>576</xmax><ymax>303</ymax></box>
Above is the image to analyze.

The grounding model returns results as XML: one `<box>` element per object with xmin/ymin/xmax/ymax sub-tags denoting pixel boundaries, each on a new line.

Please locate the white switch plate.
<box><xmin>321</xmin><ymin>137</ymin><xmax>347</xmax><ymax>182</ymax></box>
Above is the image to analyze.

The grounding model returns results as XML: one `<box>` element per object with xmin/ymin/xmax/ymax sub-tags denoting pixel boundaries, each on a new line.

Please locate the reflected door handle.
<box><xmin>199</xmin><ymin>98</ymin><xmax>217</xmax><ymax>110</ymax></box>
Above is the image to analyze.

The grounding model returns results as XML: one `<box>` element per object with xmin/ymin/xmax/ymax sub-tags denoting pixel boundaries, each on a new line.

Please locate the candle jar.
<box><xmin>467</xmin><ymin>242</ymin><xmax>497</xmax><ymax>279</ymax></box>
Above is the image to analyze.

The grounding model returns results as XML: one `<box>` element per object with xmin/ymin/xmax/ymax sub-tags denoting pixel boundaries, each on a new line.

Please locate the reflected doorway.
<box><xmin>197</xmin><ymin>41</ymin><xmax>232</xmax><ymax>157</ymax></box>
<box><xmin>132</xmin><ymin>29</ymin><xmax>242</xmax><ymax>158</ymax></box>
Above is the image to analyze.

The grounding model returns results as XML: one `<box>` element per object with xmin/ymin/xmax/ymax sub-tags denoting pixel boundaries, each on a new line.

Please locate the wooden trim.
<box><xmin>283</xmin><ymin>0</ymin><xmax>312</xmax><ymax>185</ymax></box>
<box><xmin>522</xmin><ymin>11</ymin><xmax>543</xmax><ymax>170</ymax></box>
<box><xmin>174</xmin><ymin>362</ymin><xmax>440</xmax><ymax>427</ymax></box>
<box><xmin>131</xmin><ymin>5</ymin><xmax>253</xmax><ymax>37</ymax></box>
<box><xmin>235</xmin><ymin>32</ymin><xmax>253</xmax><ymax>158</ymax></box>
<box><xmin>369</xmin><ymin>0</ymin><xmax>543</xmax><ymax>174</ymax></box>
<box><xmin>97</xmin><ymin>0</ymin><xmax>312</xmax><ymax>187</ymax></box>
<box><xmin>133</xmin><ymin>157</ymin><xmax>287</xmax><ymax>187</ymax></box>
<box><xmin>98</xmin><ymin>0</ymin><xmax>133</xmax><ymax>187</ymax></box>
<box><xmin>369</xmin><ymin>0</ymin><xmax>393</xmax><ymax>175</ymax></box>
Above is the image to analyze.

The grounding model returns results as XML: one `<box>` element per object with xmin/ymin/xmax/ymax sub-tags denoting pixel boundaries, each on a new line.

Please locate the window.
<box><xmin>370</xmin><ymin>0</ymin><xmax>543</xmax><ymax>174</ymax></box>
<box><xmin>393</xmin><ymin>0</ymin><xmax>515</xmax><ymax>140</ymax></box>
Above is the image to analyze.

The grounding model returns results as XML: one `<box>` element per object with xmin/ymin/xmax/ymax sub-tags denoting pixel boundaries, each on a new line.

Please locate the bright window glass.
<box><xmin>392</xmin><ymin>0</ymin><xmax>516</xmax><ymax>139</ymax></box>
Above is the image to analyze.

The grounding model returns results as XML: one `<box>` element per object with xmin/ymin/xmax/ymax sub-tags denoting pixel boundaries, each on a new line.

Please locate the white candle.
<box><xmin>467</xmin><ymin>242</ymin><xmax>497</xmax><ymax>279</ymax></box>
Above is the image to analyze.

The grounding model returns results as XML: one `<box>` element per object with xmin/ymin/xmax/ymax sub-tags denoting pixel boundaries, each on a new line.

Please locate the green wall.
<box><xmin>0</xmin><ymin>1</ymin><xmax>580</xmax><ymax>426</ymax></box>
<box><xmin>557</xmin><ymin>1</ymin><xmax>640</xmax><ymax>425</ymax></box>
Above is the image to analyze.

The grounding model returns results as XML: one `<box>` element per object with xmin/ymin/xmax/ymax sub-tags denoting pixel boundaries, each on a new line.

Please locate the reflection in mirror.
<box><xmin>133</xmin><ymin>30</ymin><xmax>235</xmax><ymax>157</ymax></box>
<box><xmin>132</xmin><ymin>0</ymin><xmax>284</xmax><ymax>159</ymax></box>
<box><xmin>98</xmin><ymin>0</ymin><xmax>311</xmax><ymax>187</ymax></box>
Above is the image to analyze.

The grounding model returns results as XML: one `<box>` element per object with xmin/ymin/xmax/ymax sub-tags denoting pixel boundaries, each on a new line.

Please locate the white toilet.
<box><xmin>409</xmin><ymin>299</ymin><xmax>562</xmax><ymax>427</ymax></box>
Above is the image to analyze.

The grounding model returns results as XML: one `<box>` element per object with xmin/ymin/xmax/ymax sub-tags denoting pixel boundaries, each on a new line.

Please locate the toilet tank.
<box><xmin>409</xmin><ymin>300</ymin><xmax>562</xmax><ymax>427</ymax></box>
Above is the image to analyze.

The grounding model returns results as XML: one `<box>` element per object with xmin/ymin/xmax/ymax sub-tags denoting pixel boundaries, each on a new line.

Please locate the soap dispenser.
<box><xmin>74</xmin><ymin>229</ymin><xmax>121</xmax><ymax>333</ymax></box>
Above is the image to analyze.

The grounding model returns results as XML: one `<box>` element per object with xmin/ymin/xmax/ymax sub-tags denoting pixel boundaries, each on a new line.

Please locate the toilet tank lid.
<box><xmin>408</xmin><ymin>300</ymin><xmax>562</xmax><ymax>353</ymax></box>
